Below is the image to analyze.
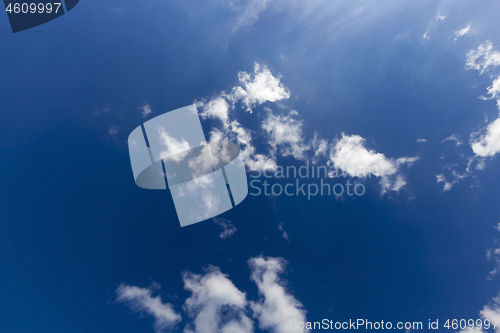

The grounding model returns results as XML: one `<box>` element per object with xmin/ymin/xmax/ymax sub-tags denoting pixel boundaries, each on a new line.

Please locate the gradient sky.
<box><xmin>1</xmin><ymin>1</ymin><xmax>500</xmax><ymax>332</ymax></box>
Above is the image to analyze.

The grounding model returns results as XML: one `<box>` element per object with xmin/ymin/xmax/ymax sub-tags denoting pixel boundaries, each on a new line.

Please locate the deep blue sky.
<box><xmin>1</xmin><ymin>0</ymin><xmax>500</xmax><ymax>332</ymax></box>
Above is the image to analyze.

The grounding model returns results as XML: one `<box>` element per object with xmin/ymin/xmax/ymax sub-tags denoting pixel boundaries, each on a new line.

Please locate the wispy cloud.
<box><xmin>454</xmin><ymin>24</ymin><xmax>471</xmax><ymax>40</ymax></box>
<box><xmin>278</xmin><ymin>222</ymin><xmax>289</xmax><ymax>241</ymax></box>
<box><xmin>442</xmin><ymin>134</ymin><xmax>462</xmax><ymax>146</ymax></box>
<box><xmin>213</xmin><ymin>217</ymin><xmax>237</xmax><ymax>239</ymax></box>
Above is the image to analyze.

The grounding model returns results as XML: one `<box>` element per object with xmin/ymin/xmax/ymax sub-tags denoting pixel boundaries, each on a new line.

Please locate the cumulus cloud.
<box><xmin>197</xmin><ymin>63</ymin><xmax>291</xmax><ymax>172</ymax></box>
<box><xmin>115</xmin><ymin>283</ymin><xmax>181</xmax><ymax>332</ymax></box>
<box><xmin>232</xmin><ymin>63</ymin><xmax>290</xmax><ymax>113</ymax></box>
<box><xmin>471</xmin><ymin>118</ymin><xmax>500</xmax><ymax>157</ymax></box>
<box><xmin>158</xmin><ymin>127</ymin><xmax>191</xmax><ymax>162</ymax></box>
<box><xmin>328</xmin><ymin>134</ymin><xmax>417</xmax><ymax>193</ymax></box>
<box><xmin>142</xmin><ymin>103</ymin><xmax>153</xmax><ymax>118</ymax></box>
<box><xmin>213</xmin><ymin>217</ymin><xmax>237</xmax><ymax>239</ymax></box>
<box><xmin>117</xmin><ymin>256</ymin><xmax>309</xmax><ymax>333</ymax></box>
<box><xmin>249</xmin><ymin>256</ymin><xmax>308</xmax><ymax>333</ymax></box>
<box><xmin>262</xmin><ymin>110</ymin><xmax>309</xmax><ymax>160</ymax></box>
<box><xmin>183</xmin><ymin>266</ymin><xmax>253</xmax><ymax>333</ymax></box>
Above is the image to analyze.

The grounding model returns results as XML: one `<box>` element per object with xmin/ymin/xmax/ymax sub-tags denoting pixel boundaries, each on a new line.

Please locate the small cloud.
<box><xmin>416</xmin><ymin>138</ymin><xmax>427</xmax><ymax>143</ymax></box>
<box><xmin>262</xmin><ymin>109</ymin><xmax>310</xmax><ymax>161</ymax></box>
<box><xmin>454</xmin><ymin>24</ymin><xmax>471</xmax><ymax>40</ymax></box>
<box><xmin>278</xmin><ymin>222</ymin><xmax>289</xmax><ymax>242</ymax></box>
<box><xmin>232</xmin><ymin>63</ymin><xmax>290</xmax><ymax>113</ymax></box>
<box><xmin>109</xmin><ymin>125</ymin><xmax>120</xmax><ymax>135</ymax></box>
<box><xmin>423</xmin><ymin>32</ymin><xmax>430</xmax><ymax>40</ymax></box>
<box><xmin>435</xmin><ymin>13</ymin><xmax>447</xmax><ymax>21</ymax></box>
<box><xmin>183</xmin><ymin>266</ymin><xmax>253</xmax><ymax>333</ymax></box>
<box><xmin>436</xmin><ymin>174</ymin><xmax>454</xmax><ymax>191</ymax></box>
<box><xmin>93</xmin><ymin>107</ymin><xmax>111</xmax><ymax>116</ymax></box>
<box><xmin>141</xmin><ymin>103</ymin><xmax>153</xmax><ymax>118</ymax></box>
<box><xmin>328</xmin><ymin>133</ymin><xmax>417</xmax><ymax>194</ymax></box>
<box><xmin>115</xmin><ymin>283</ymin><xmax>181</xmax><ymax>333</ymax></box>
<box><xmin>442</xmin><ymin>134</ymin><xmax>462</xmax><ymax>146</ymax></box>
<box><xmin>471</xmin><ymin>117</ymin><xmax>500</xmax><ymax>157</ymax></box>
<box><xmin>213</xmin><ymin>218</ymin><xmax>237</xmax><ymax>239</ymax></box>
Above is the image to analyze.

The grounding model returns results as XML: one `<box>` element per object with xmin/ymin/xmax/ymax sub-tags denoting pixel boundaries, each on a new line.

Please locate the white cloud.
<box><xmin>435</xmin><ymin>13</ymin><xmax>446</xmax><ymax>21</ymax></box>
<box><xmin>117</xmin><ymin>256</ymin><xmax>309</xmax><ymax>333</ymax></box>
<box><xmin>481</xmin><ymin>75</ymin><xmax>500</xmax><ymax>101</ymax></box>
<box><xmin>328</xmin><ymin>134</ymin><xmax>417</xmax><ymax>193</ymax></box>
<box><xmin>232</xmin><ymin>63</ymin><xmax>290</xmax><ymax>113</ymax></box>
<box><xmin>466</xmin><ymin>41</ymin><xmax>500</xmax><ymax>74</ymax></box>
<box><xmin>436</xmin><ymin>174</ymin><xmax>454</xmax><ymax>191</ymax></box>
<box><xmin>158</xmin><ymin>127</ymin><xmax>191</xmax><ymax>162</ymax></box>
<box><xmin>109</xmin><ymin>125</ymin><xmax>120</xmax><ymax>135</ymax></box>
<box><xmin>442</xmin><ymin>134</ymin><xmax>463</xmax><ymax>146</ymax></box>
<box><xmin>142</xmin><ymin>103</ymin><xmax>153</xmax><ymax>118</ymax></box>
<box><xmin>115</xmin><ymin>283</ymin><xmax>181</xmax><ymax>333</ymax></box>
<box><xmin>458</xmin><ymin>292</ymin><xmax>500</xmax><ymax>333</ymax></box>
<box><xmin>278</xmin><ymin>222</ymin><xmax>289</xmax><ymax>242</ymax></box>
<box><xmin>262</xmin><ymin>110</ymin><xmax>309</xmax><ymax>160</ymax></box>
<box><xmin>197</xmin><ymin>63</ymin><xmax>289</xmax><ymax>172</ymax></box>
<box><xmin>230</xmin><ymin>0</ymin><xmax>272</xmax><ymax>31</ymax></box>
<box><xmin>416</xmin><ymin>138</ymin><xmax>427</xmax><ymax>143</ymax></box>
<box><xmin>249</xmin><ymin>256</ymin><xmax>308</xmax><ymax>333</ymax></box>
<box><xmin>454</xmin><ymin>24</ymin><xmax>471</xmax><ymax>40</ymax></box>
<box><xmin>183</xmin><ymin>266</ymin><xmax>253</xmax><ymax>333</ymax></box>
<box><xmin>199</xmin><ymin>97</ymin><xmax>230</xmax><ymax>125</ymax></box>
<box><xmin>471</xmin><ymin>117</ymin><xmax>500</xmax><ymax>157</ymax></box>
<box><xmin>213</xmin><ymin>218</ymin><xmax>237</xmax><ymax>239</ymax></box>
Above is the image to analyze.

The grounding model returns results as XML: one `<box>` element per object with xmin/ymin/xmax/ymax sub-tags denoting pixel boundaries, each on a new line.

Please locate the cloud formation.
<box><xmin>116</xmin><ymin>256</ymin><xmax>309</xmax><ymax>333</ymax></box>
<box><xmin>466</xmin><ymin>41</ymin><xmax>500</xmax><ymax>159</ymax></box>
<box><xmin>213</xmin><ymin>217</ymin><xmax>237</xmax><ymax>239</ymax></box>
<box><xmin>261</xmin><ymin>110</ymin><xmax>309</xmax><ymax>160</ymax></box>
<box><xmin>116</xmin><ymin>283</ymin><xmax>182</xmax><ymax>332</ymax></box>
<box><xmin>197</xmin><ymin>63</ymin><xmax>291</xmax><ymax>172</ymax></box>
<box><xmin>249</xmin><ymin>256</ymin><xmax>308</xmax><ymax>333</ymax></box>
<box><xmin>458</xmin><ymin>291</ymin><xmax>500</xmax><ymax>333</ymax></box>
<box><xmin>142</xmin><ymin>103</ymin><xmax>153</xmax><ymax>118</ymax></box>
<box><xmin>328</xmin><ymin>134</ymin><xmax>417</xmax><ymax>193</ymax></box>
<box><xmin>183</xmin><ymin>266</ymin><xmax>253</xmax><ymax>333</ymax></box>
<box><xmin>466</xmin><ymin>41</ymin><xmax>500</xmax><ymax>75</ymax></box>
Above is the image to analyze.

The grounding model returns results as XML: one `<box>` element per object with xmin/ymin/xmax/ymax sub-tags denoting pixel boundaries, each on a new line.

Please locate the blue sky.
<box><xmin>2</xmin><ymin>0</ymin><xmax>500</xmax><ymax>332</ymax></box>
